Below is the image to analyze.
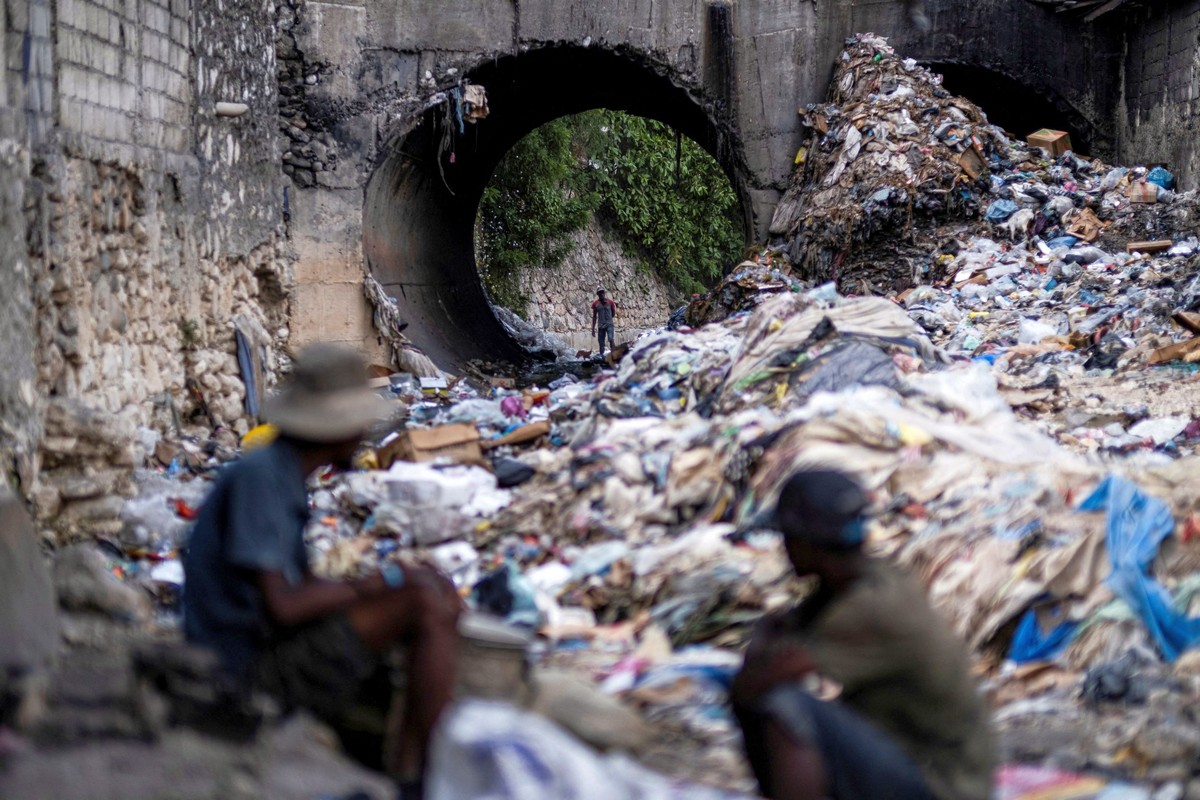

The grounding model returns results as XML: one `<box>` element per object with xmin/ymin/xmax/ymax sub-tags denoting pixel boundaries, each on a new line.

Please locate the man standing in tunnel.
<box><xmin>591</xmin><ymin>287</ymin><xmax>618</xmax><ymax>358</ymax></box>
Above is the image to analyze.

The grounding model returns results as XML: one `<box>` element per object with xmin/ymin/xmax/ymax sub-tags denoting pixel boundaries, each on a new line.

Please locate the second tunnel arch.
<box><xmin>363</xmin><ymin>45</ymin><xmax>753</xmax><ymax>370</ymax></box>
<box><xmin>919</xmin><ymin>60</ymin><xmax>1105</xmax><ymax>158</ymax></box>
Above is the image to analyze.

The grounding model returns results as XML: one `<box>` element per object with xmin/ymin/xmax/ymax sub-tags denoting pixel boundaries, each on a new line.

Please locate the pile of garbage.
<box><xmin>125</xmin><ymin>282</ymin><xmax>1194</xmax><ymax>791</ymax></box>
<box><xmin>94</xmin><ymin>33</ymin><xmax>1200</xmax><ymax>797</ymax></box>
<box><xmin>770</xmin><ymin>33</ymin><xmax>1200</xmax><ymax>299</ymax></box>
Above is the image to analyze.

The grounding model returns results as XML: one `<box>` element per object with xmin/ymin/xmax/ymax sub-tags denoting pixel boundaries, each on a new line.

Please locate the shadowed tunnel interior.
<box><xmin>363</xmin><ymin>46</ymin><xmax>750</xmax><ymax>370</ymax></box>
<box><xmin>925</xmin><ymin>62</ymin><xmax>1094</xmax><ymax>156</ymax></box>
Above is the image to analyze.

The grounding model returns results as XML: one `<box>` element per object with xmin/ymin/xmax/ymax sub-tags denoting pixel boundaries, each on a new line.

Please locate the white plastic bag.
<box><xmin>427</xmin><ymin>699</ymin><xmax>752</xmax><ymax>800</ymax></box>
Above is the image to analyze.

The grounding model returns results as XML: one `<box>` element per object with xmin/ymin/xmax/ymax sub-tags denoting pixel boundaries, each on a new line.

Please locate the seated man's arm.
<box><xmin>256</xmin><ymin>571</ymin><xmax>381</xmax><ymax>628</ymax></box>
<box><xmin>732</xmin><ymin>611</ymin><xmax>816</xmax><ymax>707</ymax></box>
<box><xmin>223</xmin><ymin>468</ymin><xmax>384</xmax><ymax>629</ymax></box>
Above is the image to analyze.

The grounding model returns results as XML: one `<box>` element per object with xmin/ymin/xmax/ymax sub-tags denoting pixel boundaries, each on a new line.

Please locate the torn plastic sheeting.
<box><xmin>1078</xmin><ymin>475</ymin><xmax>1200</xmax><ymax>661</ymax></box>
<box><xmin>790</xmin><ymin>340</ymin><xmax>902</xmax><ymax>405</ymax></box>
<box><xmin>569</xmin><ymin>541</ymin><xmax>631</xmax><ymax>582</ymax></box>
<box><xmin>1007</xmin><ymin>605</ymin><xmax>1079</xmax><ymax>664</ymax></box>
<box><xmin>720</xmin><ymin>294</ymin><xmax>941</xmax><ymax>402</ymax></box>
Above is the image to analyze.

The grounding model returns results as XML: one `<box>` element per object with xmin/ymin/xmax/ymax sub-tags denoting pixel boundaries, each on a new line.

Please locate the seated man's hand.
<box><xmin>732</xmin><ymin>637</ymin><xmax>814</xmax><ymax>707</ymax></box>
<box><xmin>403</xmin><ymin>564</ymin><xmax>463</xmax><ymax>606</ymax></box>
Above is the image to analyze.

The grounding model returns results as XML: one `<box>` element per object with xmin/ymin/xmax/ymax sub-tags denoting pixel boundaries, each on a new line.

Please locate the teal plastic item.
<box><xmin>1147</xmin><ymin>166</ymin><xmax>1175</xmax><ymax>190</ymax></box>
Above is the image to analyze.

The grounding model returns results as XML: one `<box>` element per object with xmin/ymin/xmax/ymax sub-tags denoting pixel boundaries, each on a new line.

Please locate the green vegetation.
<box><xmin>476</xmin><ymin>120</ymin><xmax>597</xmax><ymax>312</ymax></box>
<box><xmin>476</xmin><ymin>110</ymin><xmax>744</xmax><ymax>313</ymax></box>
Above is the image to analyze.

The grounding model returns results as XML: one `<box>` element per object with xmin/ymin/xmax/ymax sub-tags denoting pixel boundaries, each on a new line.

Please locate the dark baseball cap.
<box><xmin>770</xmin><ymin>469</ymin><xmax>869</xmax><ymax>550</ymax></box>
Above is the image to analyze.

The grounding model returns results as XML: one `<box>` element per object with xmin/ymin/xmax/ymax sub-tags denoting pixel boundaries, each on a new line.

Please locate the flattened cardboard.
<box><xmin>379</xmin><ymin>423</ymin><xmax>485</xmax><ymax>467</ymax></box>
<box><xmin>482</xmin><ymin>420</ymin><xmax>552</xmax><ymax>451</ymax></box>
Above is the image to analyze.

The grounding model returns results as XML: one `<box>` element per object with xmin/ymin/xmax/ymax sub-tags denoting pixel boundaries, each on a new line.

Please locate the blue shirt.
<box><xmin>182</xmin><ymin>440</ymin><xmax>310</xmax><ymax>679</ymax></box>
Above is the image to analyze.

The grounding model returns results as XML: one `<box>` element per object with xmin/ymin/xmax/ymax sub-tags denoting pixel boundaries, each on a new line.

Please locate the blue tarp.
<box><xmin>1079</xmin><ymin>475</ymin><xmax>1200</xmax><ymax>661</ymax></box>
<box><xmin>1008</xmin><ymin>606</ymin><xmax>1077</xmax><ymax>663</ymax></box>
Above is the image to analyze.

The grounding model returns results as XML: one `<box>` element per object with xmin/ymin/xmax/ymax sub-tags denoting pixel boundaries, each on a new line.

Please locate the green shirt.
<box><xmin>793</xmin><ymin>560</ymin><xmax>995</xmax><ymax>800</ymax></box>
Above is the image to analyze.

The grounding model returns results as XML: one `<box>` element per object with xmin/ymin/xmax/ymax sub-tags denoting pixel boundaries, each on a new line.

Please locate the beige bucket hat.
<box><xmin>263</xmin><ymin>343</ymin><xmax>389</xmax><ymax>443</ymax></box>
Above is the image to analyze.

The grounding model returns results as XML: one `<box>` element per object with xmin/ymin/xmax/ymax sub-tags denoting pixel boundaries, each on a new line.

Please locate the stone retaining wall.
<box><xmin>0</xmin><ymin>0</ymin><xmax>290</xmax><ymax>541</ymax></box>
<box><xmin>513</xmin><ymin>217</ymin><xmax>675</xmax><ymax>351</ymax></box>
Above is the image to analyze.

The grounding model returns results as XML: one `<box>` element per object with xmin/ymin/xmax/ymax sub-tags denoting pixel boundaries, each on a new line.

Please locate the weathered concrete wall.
<box><xmin>0</xmin><ymin>0</ymin><xmax>47</xmax><ymax>493</ymax></box>
<box><xmin>514</xmin><ymin>217</ymin><xmax>674</xmax><ymax>351</ymax></box>
<box><xmin>0</xmin><ymin>120</ymin><xmax>35</xmax><ymax>491</ymax></box>
<box><xmin>878</xmin><ymin>0</ymin><xmax>1122</xmax><ymax>158</ymax></box>
<box><xmin>279</xmin><ymin>0</ymin><xmax>387</xmax><ymax>363</ymax></box>
<box><xmin>1118</xmin><ymin>1</ymin><xmax>1200</xmax><ymax>190</ymax></box>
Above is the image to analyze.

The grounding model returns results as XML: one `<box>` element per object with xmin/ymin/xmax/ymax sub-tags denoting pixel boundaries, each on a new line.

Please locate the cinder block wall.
<box><xmin>0</xmin><ymin>0</ymin><xmax>292</xmax><ymax>541</ymax></box>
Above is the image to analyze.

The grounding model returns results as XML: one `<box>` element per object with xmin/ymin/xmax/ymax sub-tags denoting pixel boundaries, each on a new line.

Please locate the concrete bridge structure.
<box><xmin>288</xmin><ymin>0</ymin><xmax>1133</xmax><ymax>368</ymax></box>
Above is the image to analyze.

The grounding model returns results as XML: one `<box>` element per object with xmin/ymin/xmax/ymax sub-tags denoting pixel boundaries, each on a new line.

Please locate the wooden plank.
<box><xmin>1148</xmin><ymin>336</ymin><xmax>1200</xmax><ymax>366</ymax></box>
<box><xmin>1172</xmin><ymin>311</ymin><xmax>1200</xmax><ymax>337</ymax></box>
<box><xmin>1084</xmin><ymin>0</ymin><xmax>1130</xmax><ymax>22</ymax></box>
<box><xmin>1126</xmin><ymin>239</ymin><xmax>1173</xmax><ymax>254</ymax></box>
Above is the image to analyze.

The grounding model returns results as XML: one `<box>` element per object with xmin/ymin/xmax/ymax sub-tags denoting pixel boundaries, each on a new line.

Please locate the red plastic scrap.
<box><xmin>171</xmin><ymin>497</ymin><xmax>199</xmax><ymax>520</ymax></box>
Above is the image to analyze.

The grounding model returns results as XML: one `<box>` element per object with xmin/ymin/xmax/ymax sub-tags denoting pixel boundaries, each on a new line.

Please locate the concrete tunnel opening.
<box><xmin>363</xmin><ymin>46</ymin><xmax>752</xmax><ymax>372</ymax></box>
<box><xmin>925</xmin><ymin>62</ymin><xmax>1093</xmax><ymax>157</ymax></box>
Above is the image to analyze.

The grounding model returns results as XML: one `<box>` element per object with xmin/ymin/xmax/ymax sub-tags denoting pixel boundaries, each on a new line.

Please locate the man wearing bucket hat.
<box><xmin>731</xmin><ymin>469</ymin><xmax>993</xmax><ymax>800</ymax></box>
<box><xmin>183</xmin><ymin>343</ymin><xmax>460</xmax><ymax>796</ymax></box>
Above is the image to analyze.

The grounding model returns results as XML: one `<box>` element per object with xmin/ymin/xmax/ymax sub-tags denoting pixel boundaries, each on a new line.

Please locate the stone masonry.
<box><xmin>514</xmin><ymin>217</ymin><xmax>675</xmax><ymax>351</ymax></box>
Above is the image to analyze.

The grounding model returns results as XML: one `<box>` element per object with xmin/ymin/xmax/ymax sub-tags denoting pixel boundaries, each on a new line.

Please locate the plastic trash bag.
<box><xmin>427</xmin><ymin>699</ymin><xmax>753</xmax><ymax>800</ymax></box>
<box><xmin>493</xmin><ymin>456</ymin><xmax>536</xmax><ymax>488</ymax></box>
<box><xmin>1147</xmin><ymin>166</ymin><xmax>1175</xmax><ymax>190</ymax></box>
<box><xmin>1017</xmin><ymin>318</ymin><xmax>1058</xmax><ymax>345</ymax></box>
<box><xmin>471</xmin><ymin>561</ymin><xmax>540</xmax><ymax>629</ymax></box>
<box><xmin>985</xmin><ymin>199</ymin><xmax>1019</xmax><ymax>222</ymax></box>
<box><xmin>1078</xmin><ymin>476</ymin><xmax>1200</xmax><ymax>661</ymax></box>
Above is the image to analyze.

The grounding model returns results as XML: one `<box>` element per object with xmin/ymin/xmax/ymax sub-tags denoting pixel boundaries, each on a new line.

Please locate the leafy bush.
<box><xmin>476</xmin><ymin>110</ymin><xmax>743</xmax><ymax>310</ymax></box>
<box><xmin>476</xmin><ymin>120</ymin><xmax>598</xmax><ymax>313</ymax></box>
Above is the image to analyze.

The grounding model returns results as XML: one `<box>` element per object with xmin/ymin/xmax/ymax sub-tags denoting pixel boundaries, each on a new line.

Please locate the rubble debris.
<box><xmin>52</xmin><ymin>544</ymin><xmax>151</xmax><ymax>623</ymax></box>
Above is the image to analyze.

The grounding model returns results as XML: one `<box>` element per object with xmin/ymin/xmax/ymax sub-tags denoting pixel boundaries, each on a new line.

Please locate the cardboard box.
<box><xmin>1065</xmin><ymin>208</ymin><xmax>1103</xmax><ymax>243</ymax></box>
<box><xmin>378</xmin><ymin>423</ymin><xmax>485</xmax><ymax>467</ymax></box>
<box><xmin>1026</xmin><ymin>129</ymin><xmax>1073</xmax><ymax>157</ymax></box>
<box><xmin>1127</xmin><ymin>181</ymin><xmax>1158</xmax><ymax>204</ymax></box>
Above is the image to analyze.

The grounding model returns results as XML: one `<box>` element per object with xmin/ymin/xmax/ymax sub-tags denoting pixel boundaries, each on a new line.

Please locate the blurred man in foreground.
<box><xmin>732</xmin><ymin>470</ymin><xmax>994</xmax><ymax>800</ymax></box>
<box><xmin>183</xmin><ymin>344</ymin><xmax>460</xmax><ymax>798</ymax></box>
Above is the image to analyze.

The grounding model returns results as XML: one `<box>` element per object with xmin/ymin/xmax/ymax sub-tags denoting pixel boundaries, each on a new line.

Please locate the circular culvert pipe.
<box><xmin>363</xmin><ymin>45</ymin><xmax>751</xmax><ymax>371</ymax></box>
